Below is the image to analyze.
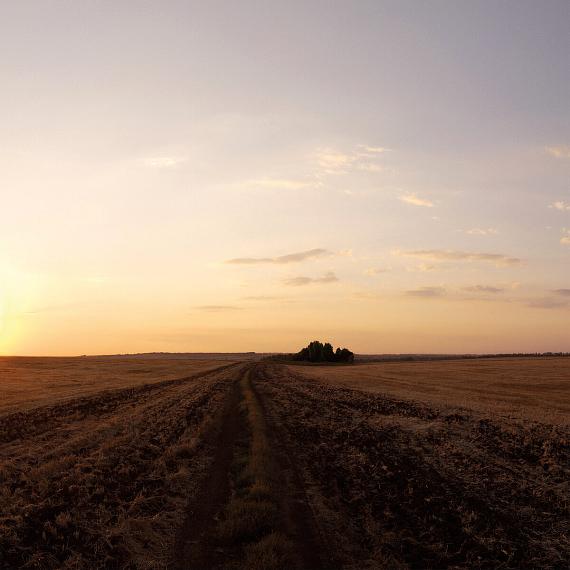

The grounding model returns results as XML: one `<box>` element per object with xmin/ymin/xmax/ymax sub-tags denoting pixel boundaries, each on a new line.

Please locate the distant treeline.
<box><xmin>356</xmin><ymin>352</ymin><xmax>570</xmax><ymax>363</ymax></box>
<box><xmin>264</xmin><ymin>341</ymin><xmax>355</xmax><ymax>364</ymax></box>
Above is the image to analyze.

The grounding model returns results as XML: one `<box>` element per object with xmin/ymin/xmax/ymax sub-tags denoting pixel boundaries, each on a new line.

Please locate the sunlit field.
<box><xmin>296</xmin><ymin>357</ymin><xmax>570</xmax><ymax>423</ymax></box>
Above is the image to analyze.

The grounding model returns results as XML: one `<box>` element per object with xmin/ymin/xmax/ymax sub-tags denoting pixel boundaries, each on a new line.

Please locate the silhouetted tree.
<box><xmin>292</xmin><ymin>340</ymin><xmax>354</xmax><ymax>363</ymax></box>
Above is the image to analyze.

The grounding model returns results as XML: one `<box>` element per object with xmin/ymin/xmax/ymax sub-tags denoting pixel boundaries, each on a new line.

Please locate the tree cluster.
<box><xmin>294</xmin><ymin>341</ymin><xmax>354</xmax><ymax>363</ymax></box>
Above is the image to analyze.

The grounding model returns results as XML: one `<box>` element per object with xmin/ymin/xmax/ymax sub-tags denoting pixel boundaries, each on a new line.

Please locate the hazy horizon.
<box><xmin>1</xmin><ymin>1</ymin><xmax>569</xmax><ymax>356</ymax></box>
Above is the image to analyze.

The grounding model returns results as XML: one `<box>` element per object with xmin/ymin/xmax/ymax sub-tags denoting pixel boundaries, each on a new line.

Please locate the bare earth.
<box><xmin>1</xmin><ymin>357</ymin><xmax>568</xmax><ymax>569</ymax></box>
<box><xmin>294</xmin><ymin>357</ymin><xmax>570</xmax><ymax>424</ymax></box>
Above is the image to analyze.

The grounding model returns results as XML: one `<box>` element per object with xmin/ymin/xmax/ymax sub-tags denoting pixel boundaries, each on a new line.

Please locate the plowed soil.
<box><xmin>1</xmin><ymin>357</ymin><xmax>568</xmax><ymax>569</ymax></box>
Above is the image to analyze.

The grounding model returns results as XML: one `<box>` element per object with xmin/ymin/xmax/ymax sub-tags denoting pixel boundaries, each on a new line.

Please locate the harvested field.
<box><xmin>0</xmin><ymin>361</ymin><xmax>243</xmax><ymax>568</ymax></box>
<box><xmin>0</xmin><ymin>357</ymin><xmax>233</xmax><ymax>415</ymax></box>
<box><xmin>257</xmin><ymin>362</ymin><xmax>570</xmax><ymax>569</ymax></box>
<box><xmin>1</xmin><ymin>357</ymin><xmax>568</xmax><ymax>569</ymax></box>
<box><xmin>294</xmin><ymin>357</ymin><xmax>570</xmax><ymax>424</ymax></box>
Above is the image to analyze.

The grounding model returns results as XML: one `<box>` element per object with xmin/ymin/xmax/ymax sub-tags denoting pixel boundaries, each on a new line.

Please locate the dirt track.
<box><xmin>1</xmin><ymin>361</ymin><xmax>569</xmax><ymax>569</ymax></box>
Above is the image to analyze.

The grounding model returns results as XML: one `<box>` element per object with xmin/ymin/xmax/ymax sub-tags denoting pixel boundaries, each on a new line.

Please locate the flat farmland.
<box><xmin>294</xmin><ymin>357</ymin><xmax>570</xmax><ymax>423</ymax></box>
<box><xmin>1</xmin><ymin>357</ymin><xmax>568</xmax><ymax>569</ymax></box>
<box><xmin>0</xmin><ymin>357</ymin><xmax>233</xmax><ymax>415</ymax></box>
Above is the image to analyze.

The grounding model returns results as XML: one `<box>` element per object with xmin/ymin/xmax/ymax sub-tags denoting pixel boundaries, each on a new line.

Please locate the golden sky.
<box><xmin>1</xmin><ymin>2</ymin><xmax>569</xmax><ymax>355</ymax></box>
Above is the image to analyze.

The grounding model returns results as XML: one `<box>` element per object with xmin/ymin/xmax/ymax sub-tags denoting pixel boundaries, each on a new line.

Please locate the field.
<box><xmin>1</xmin><ymin>357</ymin><xmax>568</xmax><ymax>569</ymax></box>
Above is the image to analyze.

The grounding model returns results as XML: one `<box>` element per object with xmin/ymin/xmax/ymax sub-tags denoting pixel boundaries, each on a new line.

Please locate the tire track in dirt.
<box><xmin>249</xmin><ymin>365</ymin><xmax>336</xmax><ymax>570</ymax></box>
<box><xmin>173</xmin><ymin>368</ymin><xmax>245</xmax><ymax>569</ymax></box>
<box><xmin>173</xmin><ymin>364</ymin><xmax>332</xmax><ymax>570</ymax></box>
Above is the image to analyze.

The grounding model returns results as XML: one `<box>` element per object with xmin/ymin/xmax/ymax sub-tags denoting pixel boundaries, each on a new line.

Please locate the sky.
<box><xmin>1</xmin><ymin>0</ymin><xmax>569</xmax><ymax>356</ymax></box>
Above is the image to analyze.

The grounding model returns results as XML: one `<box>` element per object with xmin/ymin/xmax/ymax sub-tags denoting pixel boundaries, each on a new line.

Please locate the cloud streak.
<box><xmin>195</xmin><ymin>305</ymin><xmax>242</xmax><ymax>312</ymax></box>
<box><xmin>145</xmin><ymin>156</ymin><xmax>186</xmax><ymax>168</ymax></box>
<box><xmin>526</xmin><ymin>298</ymin><xmax>569</xmax><ymax>310</ymax></box>
<box><xmin>405</xmin><ymin>286</ymin><xmax>446</xmax><ymax>298</ymax></box>
<box><xmin>283</xmin><ymin>272</ymin><xmax>339</xmax><ymax>286</ymax></box>
<box><xmin>465</xmin><ymin>228</ymin><xmax>498</xmax><ymax>236</ymax></box>
<box><xmin>549</xmin><ymin>201</ymin><xmax>570</xmax><ymax>211</ymax></box>
<box><xmin>399</xmin><ymin>193</ymin><xmax>434</xmax><ymax>208</ymax></box>
<box><xmin>462</xmin><ymin>285</ymin><xmax>505</xmax><ymax>294</ymax></box>
<box><xmin>545</xmin><ymin>146</ymin><xmax>570</xmax><ymax>159</ymax></box>
<box><xmin>397</xmin><ymin>249</ymin><xmax>521</xmax><ymax>267</ymax></box>
<box><xmin>243</xmin><ymin>178</ymin><xmax>318</xmax><ymax>190</ymax></box>
<box><xmin>226</xmin><ymin>248</ymin><xmax>329</xmax><ymax>265</ymax></box>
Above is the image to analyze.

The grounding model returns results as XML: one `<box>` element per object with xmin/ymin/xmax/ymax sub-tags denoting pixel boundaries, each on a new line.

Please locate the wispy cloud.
<box><xmin>549</xmin><ymin>201</ymin><xmax>570</xmax><ymax>211</ymax></box>
<box><xmin>553</xmin><ymin>289</ymin><xmax>570</xmax><ymax>297</ymax></box>
<box><xmin>357</xmin><ymin>163</ymin><xmax>384</xmax><ymax>173</ymax></box>
<box><xmin>561</xmin><ymin>229</ymin><xmax>570</xmax><ymax>245</ymax></box>
<box><xmin>242</xmin><ymin>295</ymin><xmax>287</xmax><ymax>301</ymax></box>
<box><xmin>405</xmin><ymin>286</ymin><xmax>446</xmax><ymax>298</ymax></box>
<box><xmin>405</xmin><ymin>263</ymin><xmax>438</xmax><ymax>273</ymax></box>
<box><xmin>242</xmin><ymin>178</ymin><xmax>318</xmax><ymax>190</ymax></box>
<box><xmin>364</xmin><ymin>267</ymin><xmax>389</xmax><ymax>276</ymax></box>
<box><xmin>283</xmin><ymin>271</ymin><xmax>338</xmax><ymax>287</ymax></box>
<box><xmin>462</xmin><ymin>285</ymin><xmax>505</xmax><ymax>294</ymax></box>
<box><xmin>195</xmin><ymin>305</ymin><xmax>242</xmax><ymax>312</ymax></box>
<box><xmin>545</xmin><ymin>145</ymin><xmax>570</xmax><ymax>159</ymax></box>
<box><xmin>315</xmin><ymin>149</ymin><xmax>354</xmax><ymax>175</ymax></box>
<box><xmin>398</xmin><ymin>193</ymin><xmax>434</xmax><ymax>208</ymax></box>
<box><xmin>465</xmin><ymin>228</ymin><xmax>499</xmax><ymax>236</ymax></box>
<box><xmin>226</xmin><ymin>248</ymin><xmax>329</xmax><ymax>265</ymax></box>
<box><xmin>526</xmin><ymin>298</ymin><xmax>569</xmax><ymax>309</ymax></box>
<box><xmin>357</xmin><ymin>145</ymin><xmax>391</xmax><ymax>154</ymax></box>
<box><xmin>314</xmin><ymin>144</ymin><xmax>390</xmax><ymax>177</ymax></box>
<box><xmin>396</xmin><ymin>249</ymin><xmax>521</xmax><ymax>267</ymax></box>
<box><xmin>145</xmin><ymin>156</ymin><xmax>186</xmax><ymax>168</ymax></box>
<box><xmin>352</xmin><ymin>291</ymin><xmax>384</xmax><ymax>300</ymax></box>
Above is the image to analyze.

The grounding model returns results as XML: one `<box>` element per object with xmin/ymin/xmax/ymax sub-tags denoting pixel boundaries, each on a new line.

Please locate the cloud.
<box><xmin>353</xmin><ymin>291</ymin><xmax>384</xmax><ymax>300</ymax></box>
<box><xmin>545</xmin><ymin>146</ymin><xmax>570</xmax><ymax>159</ymax></box>
<box><xmin>145</xmin><ymin>156</ymin><xmax>186</xmax><ymax>168</ymax></box>
<box><xmin>242</xmin><ymin>295</ymin><xmax>286</xmax><ymax>301</ymax></box>
<box><xmin>226</xmin><ymin>248</ymin><xmax>329</xmax><ymax>265</ymax></box>
<box><xmin>553</xmin><ymin>289</ymin><xmax>570</xmax><ymax>297</ymax></box>
<box><xmin>549</xmin><ymin>201</ymin><xmax>570</xmax><ymax>211</ymax></box>
<box><xmin>364</xmin><ymin>267</ymin><xmax>389</xmax><ymax>276</ymax></box>
<box><xmin>398</xmin><ymin>193</ymin><xmax>434</xmax><ymax>208</ymax></box>
<box><xmin>462</xmin><ymin>285</ymin><xmax>505</xmax><ymax>294</ymax></box>
<box><xmin>357</xmin><ymin>145</ymin><xmax>391</xmax><ymax>154</ymax></box>
<box><xmin>561</xmin><ymin>229</ymin><xmax>570</xmax><ymax>245</ymax></box>
<box><xmin>405</xmin><ymin>263</ymin><xmax>437</xmax><ymax>273</ymax></box>
<box><xmin>357</xmin><ymin>163</ymin><xmax>384</xmax><ymax>173</ymax></box>
<box><xmin>195</xmin><ymin>305</ymin><xmax>242</xmax><ymax>312</ymax></box>
<box><xmin>405</xmin><ymin>286</ymin><xmax>446</xmax><ymax>298</ymax></box>
<box><xmin>466</xmin><ymin>228</ymin><xmax>499</xmax><ymax>236</ymax></box>
<box><xmin>315</xmin><ymin>149</ymin><xmax>354</xmax><ymax>175</ymax></box>
<box><xmin>314</xmin><ymin>144</ymin><xmax>390</xmax><ymax>177</ymax></box>
<box><xmin>526</xmin><ymin>298</ymin><xmax>569</xmax><ymax>309</ymax></box>
<box><xmin>397</xmin><ymin>249</ymin><xmax>521</xmax><ymax>267</ymax></box>
<box><xmin>283</xmin><ymin>271</ymin><xmax>339</xmax><ymax>287</ymax></box>
<box><xmin>243</xmin><ymin>178</ymin><xmax>317</xmax><ymax>190</ymax></box>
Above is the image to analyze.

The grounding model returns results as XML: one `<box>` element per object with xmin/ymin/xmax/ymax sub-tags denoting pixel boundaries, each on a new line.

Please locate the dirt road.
<box><xmin>1</xmin><ymin>361</ymin><xmax>568</xmax><ymax>569</ymax></box>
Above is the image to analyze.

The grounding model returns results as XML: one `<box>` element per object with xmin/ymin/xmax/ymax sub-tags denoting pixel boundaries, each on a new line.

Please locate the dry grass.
<box><xmin>0</xmin><ymin>356</ymin><xmax>232</xmax><ymax>415</ymax></box>
<box><xmin>0</xmin><ymin>363</ymin><xmax>240</xmax><ymax>569</ymax></box>
<box><xmin>294</xmin><ymin>357</ymin><xmax>570</xmax><ymax>423</ymax></box>
<box><xmin>259</xmin><ymin>362</ymin><xmax>570</xmax><ymax>569</ymax></box>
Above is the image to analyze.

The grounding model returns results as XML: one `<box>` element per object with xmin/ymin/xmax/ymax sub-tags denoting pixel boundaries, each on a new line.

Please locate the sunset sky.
<box><xmin>1</xmin><ymin>1</ymin><xmax>569</xmax><ymax>355</ymax></box>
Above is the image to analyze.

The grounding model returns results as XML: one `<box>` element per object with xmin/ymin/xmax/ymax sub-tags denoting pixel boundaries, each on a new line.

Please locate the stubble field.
<box><xmin>1</xmin><ymin>356</ymin><xmax>568</xmax><ymax>569</ymax></box>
